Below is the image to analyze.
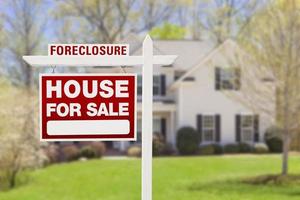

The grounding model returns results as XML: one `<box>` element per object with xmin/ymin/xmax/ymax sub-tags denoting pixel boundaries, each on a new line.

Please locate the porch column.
<box><xmin>168</xmin><ymin>111</ymin><xmax>176</xmax><ymax>146</ymax></box>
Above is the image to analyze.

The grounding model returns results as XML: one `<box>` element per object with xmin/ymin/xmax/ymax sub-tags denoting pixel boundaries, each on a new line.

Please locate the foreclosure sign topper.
<box><xmin>40</xmin><ymin>74</ymin><xmax>137</xmax><ymax>141</ymax></box>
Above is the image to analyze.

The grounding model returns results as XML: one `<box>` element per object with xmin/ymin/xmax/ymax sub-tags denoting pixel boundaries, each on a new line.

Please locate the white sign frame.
<box><xmin>23</xmin><ymin>35</ymin><xmax>177</xmax><ymax>200</ymax></box>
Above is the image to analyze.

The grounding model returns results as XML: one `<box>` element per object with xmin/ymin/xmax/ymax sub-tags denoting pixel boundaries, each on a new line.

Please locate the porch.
<box><xmin>113</xmin><ymin>101</ymin><xmax>177</xmax><ymax>151</ymax></box>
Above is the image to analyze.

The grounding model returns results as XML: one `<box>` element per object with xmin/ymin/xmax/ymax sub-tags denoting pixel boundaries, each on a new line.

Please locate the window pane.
<box><xmin>138</xmin><ymin>75</ymin><xmax>162</xmax><ymax>96</ymax></box>
<box><xmin>242</xmin><ymin>116</ymin><xmax>253</xmax><ymax>127</ymax></box>
<box><xmin>137</xmin><ymin>76</ymin><xmax>142</xmax><ymax>84</ymax></box>
<box><xmin>219</xmin><ymin>68</ymin><xmax>239</xmax><ymax>90</ymax></box>
<box><xmin>137</xmin><ymin>86</ymin><xmax>142</xmax><ymax>95</ymax></box>
<box><xmin>153</xmin><ymin>86</ymin><xmax>160</xmax><ymax>95</ymax></box>
<box><xmin>203</xmin><ymin>129</ymin><xmax>214</xmax><ymax>142</ymax></box>
<box><xmin>153</xmin><ymin>76</ymin><xmax>161</xmax><ymax>95</ymax></box>
<box><xmin>241</xmin><ymin>115</ymin><xmax>254</xmax><ymax>143</ymax></box>
<box><xmin>242</xmin><ymin>129</ymin><xmax>253</xmax><ymax>142</ymax></box>
<box><xmin>203</xmin><ymin>116</ymin><xmax>214</xmax><ymax>128</ymax></box>
<box><xmin>153</xmin><ymin>119</ymin><xmax>161</xmax><ymax>133</ymax></box>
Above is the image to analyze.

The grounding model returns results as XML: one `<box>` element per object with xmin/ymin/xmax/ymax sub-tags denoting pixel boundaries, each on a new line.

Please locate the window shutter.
<box><xmin>160</xmin><ymin>74</ymin><xmax>166</xmax><ymax>96</ymax></box>
<box><xmin>215</xmin><ymin>114</ymin><xmax>221</xmax><ymax>142</ymax></box>
<box><xmin>235</xmin><ymin>68</ymin><xmax>241</xmax><ymax>90</ymax></box>
<box><xmin>254</xmin><ymin>115</ymin><xmax>259</xmax><ymax>142</ymax></box>
<box><xmin>161</xmin><ymin>118</ymin><xmax>166</xmax><ymax>141</ymax></box>
<box><xmin>236</xmin><ymin>114</ymin><xmax>241</xmax><ymax>142</ymax></box>
<box><xmin>197</xmin><ymin>115</ymin><xmax>202</xmax><ymax>143</ymax></box>
<box><xmin>215</xmin><ymin>67</ymin><xmax>221</xmax><ymax>90</ymax></box>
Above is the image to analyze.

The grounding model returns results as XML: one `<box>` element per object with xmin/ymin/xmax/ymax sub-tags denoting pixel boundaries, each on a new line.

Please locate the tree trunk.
<box><xmin>9</xmin><ymin>171</ymin><xmax>17</xmax><ymax>188</ymax></box>
<box><xmin>282</xmin><ymin>132</ymin><xmax>290</xmax><ymax>175</ymax></box>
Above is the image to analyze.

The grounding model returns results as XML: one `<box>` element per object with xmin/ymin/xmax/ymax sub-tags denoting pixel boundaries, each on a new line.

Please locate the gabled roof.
<box><xmin>121</xmin><ymin>34</ymin><xmax>216</xmax><ymax>70</ymax></box>
<box><xmin>169</xmin><ymin>39</ymin><xmax>241</xmax><ymax>89</ymax></box>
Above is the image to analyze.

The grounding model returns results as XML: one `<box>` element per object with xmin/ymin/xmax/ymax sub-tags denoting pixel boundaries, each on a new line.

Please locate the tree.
<box><xmin>53</xmin><ymin>0</ymin><xmax>180</xmax><ymax>43</ymax></box>
<box><xmin>0</xmin><ymin>79</ymin><xmax>44</xmax><ymax>189</ymax></box>
<box><xmin>1</xmin><ymin>0</ymin><xmax>47</xmax><ymax>87</ymax></box>
<box><xmin>133</xmin><ymin>0</ymin><xmax>181</xmax><ymax>33</ymax></box>
<box><xmin>53</xmin><ymin>0</ymin><xmax>136</xmax><ymax>43</ymax></box>
<box><xmin>230</xmin><ymin>0</ymin><xmax>300</xmax><ymax>175</ymax></box>
<box><xmin>150</xmin><ymin>23</ymin><xmax>186</xmax><ymax>40</ymax></box>
<box><xmin>192</xmin><ymin>0</ymin><xmax>260</xmax><ymax>43</ymax></box>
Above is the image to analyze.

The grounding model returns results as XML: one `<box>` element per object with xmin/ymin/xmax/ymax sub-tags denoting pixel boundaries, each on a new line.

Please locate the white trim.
<box><xmin>170</xmin><ymin>39</ymin><xmax>237</xmax><ymax>90</ymax></box>
<box><xmin>142</xmin><ymin>35</ymin><xmax>153</xmax><ymax>200</ymax></box>
<box><xmin>23</xmin><ymin>55</ymin><xmax>177</xmax><ymax>67</ymax></box>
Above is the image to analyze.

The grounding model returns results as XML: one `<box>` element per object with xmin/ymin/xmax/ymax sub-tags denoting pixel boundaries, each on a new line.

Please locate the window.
<box><xmin>137</xmin><ymin>75</ymin><xmax>163</xmax><ymax>96</ymax></box>
<box><xmin>153</xmin><ymin>76</ymin><xmax>161</xmax><ymax>96</ymax></box>
<box><xmin>153</xmin><ymin>119</ymin><xmax>161</xmax><ymax>133</ymax></box>
<box><xmin>133</xmin><ymin>118</ymin><xmax>162</xmax><ymax>144</ymax></box>
<box><xmin>202</xmin><ymin>115</ymin><xmax>215</xmax><ymax>142</ymax></box>
<box><xmin>216</xmin><ymin>67</ymin><xmax>240</xmax><ymax>90</ymax></box>
<box><xmin>241</xmin><ymin>115</ymin><xmax>254</xmax><ymax>143</ymax></box>
<box><xmin>136</xmin><ymin>119</ymin><xmax>142</xmax><ymax>143</ymax></box>
<box><xmin>137</xmin><ymin>76</ymin><xmax>142</xmax><ymax>95</ymax></box>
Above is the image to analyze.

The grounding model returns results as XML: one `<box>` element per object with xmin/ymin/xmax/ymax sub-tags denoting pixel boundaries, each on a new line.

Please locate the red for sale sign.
<box><xmin>40</xmin><ymin>74</ymin><xmax>136</xmax><ymax>141</ymax></box>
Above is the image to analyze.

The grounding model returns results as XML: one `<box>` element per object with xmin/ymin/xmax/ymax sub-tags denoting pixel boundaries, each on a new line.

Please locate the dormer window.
<box><xmin>215</xmin><ymin>67</ymin><xmax>241</xmax><ymax>90</ymax></box>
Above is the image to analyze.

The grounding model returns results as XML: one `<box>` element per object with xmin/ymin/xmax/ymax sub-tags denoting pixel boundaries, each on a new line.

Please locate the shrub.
<box><xmin>90</xmin><ymin>142</ymin><xmax>106</xmax><ymax>158</ymax></box>
<box><xmin>264</xmin><ymin>126</ymin><xmax>283</xmax><ymax>153</ymax></box>
<box><xmin>254</xmin><ymin>143</ymin><xmax>269</xmax><ymax>154</ymax></box>
<box><xmin>153</xmin><ymin>133</ymin><xmax>165</xmax><ymax>156</ymax></box>
<box><xmin>224</xmin><ymin>143</ymin><xmax>240</xmax><ymax>154</ymax></box>
<box><xmin>198</xmin><ymin>145</ymin><xmax>215</xmax><ymax>155</ymax></box>
<box><xmin>80</xmin><ymin>146</ymin><xmax>96</xmax><ymax>159</ymax></box>
<box><xmin>212</xmin><ymin>144</ymin><xmax>223</xmax><ymax>155</ymax></box>
<box><xmin>266</xmin><ymin>138</ymin><xmax>283</xmax><ymax>153</ymax></box>
<box><xmin>238</xmin><ymin>143</ymin><xmax>252</xmax><ymax>153</ymax></box>
<box><xmin>176</xmin><ymin>127</ymin><xmax>200</xmax><ymax>155</ymax></box>
<box><xmin>62</xmin><ymin>145</ymin><xmax>80</xmax><ymax>161</ymax></box>
<box><xmin>264</xmin><ymin>126</ymin><xmax>282</xmax><ymax>140</ymax></box>
<box><xmin>162</xmin><ymin>143</ymin><xmax>175</xmax><ymax>156</ymax></box>
<box><xmin>127</xmin><ymin>146</ymin><xmax>141</xmax><ymax>157</ymax></box>
<box><xmin>44</xmin><ymin>144</ymin><xmax>60</xmax><ymax>163</ymax></box>
<box><xmin>152</xmin><ymin>133</ymin><xmax>175</xmax><ymax>156</ymax></box>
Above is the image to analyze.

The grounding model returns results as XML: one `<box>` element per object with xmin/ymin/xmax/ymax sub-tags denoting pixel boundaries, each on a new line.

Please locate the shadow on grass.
<box><xmin>187</xmin><ymin>175</ymin><xmax>300</xmax><ymax>198</ymax></box>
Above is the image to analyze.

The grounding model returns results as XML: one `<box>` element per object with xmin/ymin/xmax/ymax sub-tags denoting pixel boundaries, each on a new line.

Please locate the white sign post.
<box><xmin>23</xmin><ymin>35</ymin><xmax>177</xmax><ymax>200</ymax></box>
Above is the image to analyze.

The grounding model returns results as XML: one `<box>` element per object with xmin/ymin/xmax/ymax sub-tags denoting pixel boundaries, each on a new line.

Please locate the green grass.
<box><xmin>1</xmin><ymin>155</ymin><xmax>300</xmax><ymax>200</ymax></box>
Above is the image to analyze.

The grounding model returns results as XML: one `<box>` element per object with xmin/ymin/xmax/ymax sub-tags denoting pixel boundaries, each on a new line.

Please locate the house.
<box><xmin>88</xmin><ymin>34</ymin><xmax>275</xmax><ymax>151</ymax></box>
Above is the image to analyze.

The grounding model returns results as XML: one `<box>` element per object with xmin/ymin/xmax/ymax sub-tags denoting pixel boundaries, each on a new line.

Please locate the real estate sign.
<box><xmin>40</xmin><ymin>74</ymin><xmax>136</xmax><ymax>141</ymax></box>
<box><xmin>24</xmin><ymin>36</ymin><xmax>177</xmax><ymax>200</ymax></box>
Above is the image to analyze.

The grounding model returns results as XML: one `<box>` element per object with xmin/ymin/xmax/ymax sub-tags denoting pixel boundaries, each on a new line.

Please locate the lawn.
<box><xmin>0</xmin><ymin>155</ymin><xmax>300</xmax><ymax>200</ymax></box>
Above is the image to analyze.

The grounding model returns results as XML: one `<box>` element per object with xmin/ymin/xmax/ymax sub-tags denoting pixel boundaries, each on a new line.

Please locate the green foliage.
<box><xmin>264</xmin><ymin>126</ymin><xmax>282</xmax><ymax>140</ymax></box>
<box><xmin>213</xmin><ymin>144</ymin><xmax>223</xmax><ymax>154</ymax></box>
<box><xmin>266</xmin><ymin>138</ymin><xmax>283</xmax><ymax>153</ymax></box>
<box><xmin>176</xmin><ymin>127</ymin><xmax>200</xmax><ymax>155</ymax></box>
<box><xmin>264</xmin><ymin>126</ymin><xmax>283</xmax><ymax>153</ymax></box>
<box><xmin>1</xmin><ymin>156</ymin><xmax>300</xmax><ymax>199</ymax></box>
<box><xmin>238</xmin><ymin>143</ymin><xmax>252</xmax><ymax>153</ymax></box>
<box><xmin>198</xmin><ymin>145</ymin><xmax>215</xmax><ymax>155</ymax></box>
<box><xmin>224</xmin><ymin>144</ymin><xmax>240</xmax><ymax>154</ymax></box>
<box><xmin>80</xmin><ymin>146</ymin><xmax>96</xmax><ymax>159</ymax></box>
<box><xmin>150</xmin><ymin>23</ymin><xmax>186</xmax><ymax>40</ymax></box>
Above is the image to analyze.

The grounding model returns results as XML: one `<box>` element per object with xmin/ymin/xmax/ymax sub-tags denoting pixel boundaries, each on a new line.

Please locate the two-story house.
<box><xmin>88</xmin><ymin>34</ymin><xmax>274</xmax><ymax>151</ymax></box>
